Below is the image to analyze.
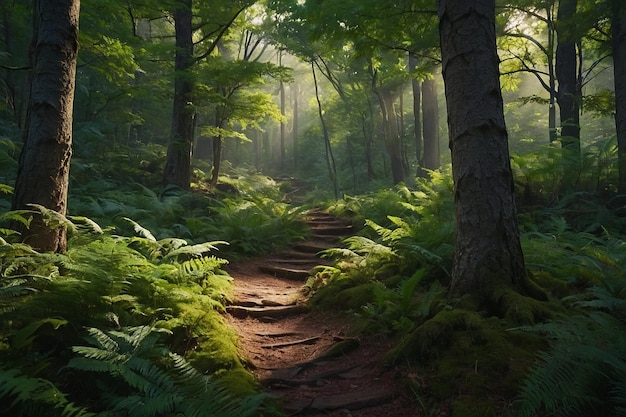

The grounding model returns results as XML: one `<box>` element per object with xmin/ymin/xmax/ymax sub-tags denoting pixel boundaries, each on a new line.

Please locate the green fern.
<box><xmin>162</xmin><ymin>241</ymin><xmax>228</xmax><ymax>262</ymax></box>
<box><xmin>67</xmin><ymin>326</ymin><xmax>267</xmax><ymax>417</ymax></box>
<box><xmin>0</xmin><ymin>368</ymin><xmax>94</xmax><ymax>417</ymax></box>
<box><xmin>124</xmin><ymin>217</ymin><xmax>157</xmax><ymax>241</ymax></box>
<box><xmin>516</xmin><ymin>307</ymin><xmax>626</xmax><ymax>416</ymax></box>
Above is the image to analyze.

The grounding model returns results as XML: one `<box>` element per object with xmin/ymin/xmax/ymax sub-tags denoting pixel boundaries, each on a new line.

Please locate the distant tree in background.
<box><xmin>12</xmin><ymin>0</ymin><xmax>80</xmax><ymax>253</ymax></box>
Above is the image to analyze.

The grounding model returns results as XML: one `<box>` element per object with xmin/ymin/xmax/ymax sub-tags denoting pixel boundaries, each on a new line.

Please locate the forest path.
<box><xmin>224</xmin><ymin>208</ymin><xmax>420</xmax><ymax>417</ymax></box>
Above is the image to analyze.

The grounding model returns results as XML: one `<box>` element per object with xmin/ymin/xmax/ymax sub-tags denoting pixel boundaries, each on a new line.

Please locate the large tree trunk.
<box><xmin>439</xmin><ymin>0</ymin><xmax>526</xmax><ymax>302</ymax></box>
<box><xmin>12</xmin><ymin>0</ymin><xmax>80</xmax><ymax>253</ymax></box>
<box><xmin>613</xmin><ymin>2</ymin><xmax>626</xmax><ymax>194</ymax></box>
<box><xmin>556</xmin><ymin>0</ymin><xmax>581</xmax><ymax>165</ymax></box>
<box><xmin>422</xmin><ymin>75</ymin><xmax>440</xmax><ymax>171</ymax></box>
<box><xmin>162</xmin><ymin>0</ymin><xmax>194</xmax><ymax>189</ymax></box>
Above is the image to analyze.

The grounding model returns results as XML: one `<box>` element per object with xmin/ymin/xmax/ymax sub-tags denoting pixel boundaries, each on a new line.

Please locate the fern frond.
<box><xmin>344</xmin><ymin>236</ymin><xmax>395</xmax><ymax>258</ymax></box>
<box><xmin>67</xmin><ymin>216</ymin><xmax>104</xmax><ymax>234</ymax></box>
<box><xmin>0</xmin><ymin>368</ymin><xmax>95</xmax><ymax>417</ymax></box>
<box><xmin>0</xmin><ymin>209</ymin><xmax>33</xmax><ymax>228</ymax></box>
<box><xmin>83</xmin><ymin>327</ymin><xmax>120</xmax><ymax>352</ymax></box>
<box><xmin>516</xmin><ymin>311</ymin><xmax>626</xmax><ymax>417</ymax></box>
<box><xmin>162</xmin><ymin>241</ymin><xmax>228</xmax><ymax>261</ymax></box>
<box><xmin>518</xmin><ymin>343</ymin><xmax>620</xmax><ymax>417</ymax></box>
<box><xmin>68</xmin><ymin>325</ymin><xmax>265</xmax><ymax>417</ymax></box>
<box><xmin>27</xmin><ymin>204</ymin><xmax>77</xmax><ymax>234</ymax></box>
<box><xmin>124</xmin><ymin>218</ymin><xmax>156</xmax><ymax>241</ymax></box>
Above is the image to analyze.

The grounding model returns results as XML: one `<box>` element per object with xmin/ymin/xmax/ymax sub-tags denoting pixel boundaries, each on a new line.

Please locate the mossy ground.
<box><xmin>385</xmin><ymin>305</ymin><xmax>552</xmax><ymax>417</ymax></box>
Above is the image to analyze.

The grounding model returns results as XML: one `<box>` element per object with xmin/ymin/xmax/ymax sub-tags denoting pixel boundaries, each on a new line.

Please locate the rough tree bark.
<box><xmin>162</xmin><ymin>0</ymin><xmax>195</xmax><ymax>190</ymax></box>
<box><xmin>613</xmin><ymin>1</ymin><xmax>626</xmax><ymax>194</ymax></box>
<box><xmin>439</xmin><ymin>0</ymin><xmax>526</xmax><ymax>301</ymax></box>
<box><xmin>12</xmin><ymin>0</ymin><xmax>80</xmax><ymax>253</ymax></box>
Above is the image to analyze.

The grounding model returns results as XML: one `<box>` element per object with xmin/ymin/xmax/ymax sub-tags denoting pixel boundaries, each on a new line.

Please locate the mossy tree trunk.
<box><xmin>438</xmin><ymin>0</ymin><xmax>526</xmax><ymax>303</ymax></box>
<box><xmin>12</xmin><ymin>0</ymin><xmax>80</xmax><ymax>253</ymax></box>
<box><xmin>613</xmin><ymin>1</ymin><xmax>626</xmax><ymax>194</ymax></box>
<box><xmin>163</xmin><ymin>0</ymin><xmax>194</xmax><ymax>190</ymax></box>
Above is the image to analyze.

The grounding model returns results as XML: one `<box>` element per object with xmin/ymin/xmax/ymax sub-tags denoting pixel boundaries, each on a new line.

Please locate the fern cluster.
<box><xmin>515</xmin><ymin>270</ymin><xmax>626</xmax><ymax>416</ymax></box>
<box><xmin>0</xmin><ymin>211</ymin><xmax>269</xmax><ymax>416</ymax></box>
<box><xmin>68</xmin><ymin>174</ymin><xmax>308</xmax><ymax>258</ymax></box>
<box><xmin>66</xmin><ymin>325</ymin><xmax>266</xmax><ymax>417</ymax></box>
<box><xmin>309</xmin><ymin>173</ymin><xmax>454</xmax><ymax>332</ymax></box>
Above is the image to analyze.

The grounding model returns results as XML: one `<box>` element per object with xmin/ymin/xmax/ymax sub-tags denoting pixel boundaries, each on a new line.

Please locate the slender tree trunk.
<box><xmin>363</xmin><ymin>102</ymin><xmax>376</xmax><ymax>180</ymax></box>
<box><xmin>312</xmin><ymin>62</ymin><xmax>338</xmax><ymax>199</ymax></box>
<box><xmin>613</xmin><ymin>2</ymin><xmax>626</xmax><ymax>193</ymax></box>
<box><xmin>439</xmin><ymin>0</ymin><xmax>526</xmax><ymax>301</ymax></box>
<box><xmin>556</xmin><ymin>0</ymin><xmax>581</xmax><ymax>161</ymax></box>
<box><xmin>162</xmin><ymin>0</ymin><xmax>194</xmax><ymax>189</ymax></box>
<box><xmin>210</xmin><ymin>136</ymin><xmax>223</xmax><ymax>186</ymax></box>
<box><xmin>279</xmin><ymin>53</ymin><xmax>286</xmax><ymax>169</ymax></box>
<box><xmin>409</xmin><ymin>54</ymin><xmax>423</xmax><ymax>174</ymax></box>
<box><xmin>422</xmin><ymin>75</ymin><xmax>440</xmax><ymax>171</ymax></box>
<box><xmin>12</xmin><ymin>0</ymin><xmax>80</xmax><ymax>253</ymax></box>
<box><xmin>547</xmin><ymin>5</ymin><xmax>558</xmax><ymax>143</ymax></box>
<box><xmin>372</xmin><ymin>81</ymin><xmax>406</xmax><ymax>185</ymax></box>
<box><xmin>292</xmin><ymin>82</ymin><xmax>299</xmax><ymax>169</ymax></box>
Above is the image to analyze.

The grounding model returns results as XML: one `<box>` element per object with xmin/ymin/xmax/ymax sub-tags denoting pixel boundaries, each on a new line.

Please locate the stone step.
<box><xmin>293</xmin><ymin>240</ymin><xmax>335</xmax><ymax>254</ymax></box>
<box><xmin>309</xmin><ymin>225</ymin><xmax>354</xmax><ymax>236</ymax></box>
<box><xmin>226</xmin><ymin>304</ymin><xmax>307</xmax><ymax>319</ymax></box>
<box><xmin>258</xmin><ymin>265</ymin><xmax>311</xmax><ymax>280</ymax></box>
<box><xmin>267</xmin><ymin>258</ymin><xmax>322</xmax><ymax>266</ymax></box>
<box><xmin>283</xmin><ymin>387</ymin><xmax>394</xmax><ymax>414</ymax></box>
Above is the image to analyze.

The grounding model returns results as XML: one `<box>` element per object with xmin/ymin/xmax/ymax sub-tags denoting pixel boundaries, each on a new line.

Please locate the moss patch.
<box><xmin>311</xmin><ymin>281</ymin><xmax>379</xmax><ymax>311</ymax></box>
<box><xmin>490</xmin><ymin>285</ymin><xmax>565</xmax><ymax>325</ymax></box>
<box><xmin>387</xmin><ymin>308</ymin><xmax>547</xmax><ymax>416</ymax></box>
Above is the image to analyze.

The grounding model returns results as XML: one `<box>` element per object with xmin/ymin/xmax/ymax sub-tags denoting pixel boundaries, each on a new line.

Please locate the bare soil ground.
<box><xmin>224</xmin><ymin>210</ymin><xmax>423</xmax><ymax>417</ymax></box>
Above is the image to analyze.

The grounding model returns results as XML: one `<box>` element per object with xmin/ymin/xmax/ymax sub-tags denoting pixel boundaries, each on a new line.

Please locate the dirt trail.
<box><xmin>224</xmin><ymin>209</ymin><xmax>421</xmax><ymax>417</ymax></box>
